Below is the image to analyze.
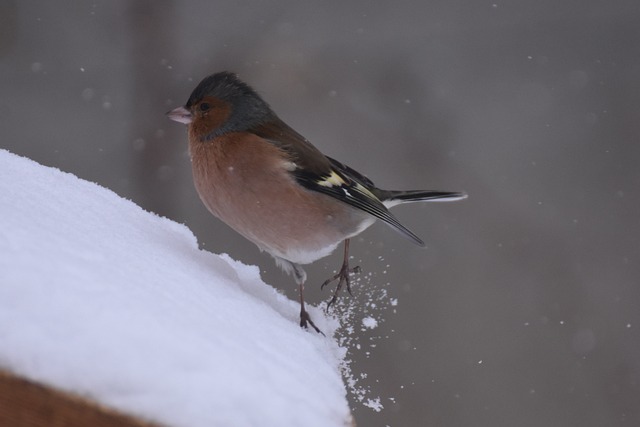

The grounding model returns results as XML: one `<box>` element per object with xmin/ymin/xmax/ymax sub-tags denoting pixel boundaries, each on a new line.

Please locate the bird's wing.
<box><xmin>251</xmin><ymin>119</ymin><xmax>425</xmax><ymax>246</ymax></box>
<box><xmin>250</xmin><ymin>118</ymin><xmax>333</xmax><ymax>176</ymax></box>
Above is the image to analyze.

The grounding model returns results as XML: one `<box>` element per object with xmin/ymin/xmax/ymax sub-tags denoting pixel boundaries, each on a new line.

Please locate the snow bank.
<box><xmin>0</xmin><ymin>149</ymin><xmax>352</xmax><ymax>427</ymax></box>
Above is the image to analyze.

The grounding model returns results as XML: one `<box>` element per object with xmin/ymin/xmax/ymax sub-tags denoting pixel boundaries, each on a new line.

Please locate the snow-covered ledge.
<box><xmin>0</xmin><ymin>149</ymin><xmax>353</xmax><ymax>427</ymax></box>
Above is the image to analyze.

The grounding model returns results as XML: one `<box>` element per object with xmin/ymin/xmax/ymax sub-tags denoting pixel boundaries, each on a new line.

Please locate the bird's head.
<box><xmin>167</xmin><ymin>72</ymin><xmax>275</xmax><ymax>141</ymax></box>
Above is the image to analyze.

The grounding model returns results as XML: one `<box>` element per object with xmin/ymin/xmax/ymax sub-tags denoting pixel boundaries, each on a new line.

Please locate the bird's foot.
<box><xmin>321</xmin><ymin>263</ymin><xmax>362</xmax><ymax>312</ymax></box>
<box><xmin>300</xmin><ymin>307</ymin><xmax>325</xmax><ymax>335</ymax></box>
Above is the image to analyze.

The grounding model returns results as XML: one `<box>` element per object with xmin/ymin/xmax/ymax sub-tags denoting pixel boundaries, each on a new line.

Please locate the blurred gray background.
<box><xmin>2</xmin><ymin>1</ymin><xmax>639</xmax><ymax>425</ymax></box>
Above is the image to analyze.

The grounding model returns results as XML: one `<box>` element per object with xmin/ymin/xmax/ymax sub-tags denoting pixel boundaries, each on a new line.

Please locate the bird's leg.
<box><xmin>321</xmin><ymin>239</ymin><xmax>362</xmax><ymax>311</ymax></box>
<box><xmin>290</xmin><ymin>264</ymin><xmax>324</xmax><ymax>335</ymax></box>
<box><xmin>298</xmin><ymin>282</ymin><xmax>324</xmax><ymax>335</ymax></box>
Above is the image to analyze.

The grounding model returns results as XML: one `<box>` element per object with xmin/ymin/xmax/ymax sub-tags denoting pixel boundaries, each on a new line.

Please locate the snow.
<box><xmin>0</xmin><ymin>149</ymin><xmax>352</xmax><ymax>427</ymax></box>
<box><xmin>363</xmin><ymin>397</ymin><xmax>383</xmax><ymax>412</ymax></box>
<box><xmin>361</xmin><ymin>316</ymin><xmax>378</xmax><ymax>330</ymax></box>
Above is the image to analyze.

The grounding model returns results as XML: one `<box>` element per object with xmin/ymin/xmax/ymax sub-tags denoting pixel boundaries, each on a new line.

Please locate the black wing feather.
<box><xmin>294</xmin><ymin>162</ymin><xmax>426</xmax><ymax>246</ymax></box>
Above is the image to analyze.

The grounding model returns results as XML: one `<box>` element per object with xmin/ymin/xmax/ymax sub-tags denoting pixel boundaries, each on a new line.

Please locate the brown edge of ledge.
<box><xmin>0</xmin><ymin>369</ymin><xmax>162</xmax><ymax>427</ymax></box>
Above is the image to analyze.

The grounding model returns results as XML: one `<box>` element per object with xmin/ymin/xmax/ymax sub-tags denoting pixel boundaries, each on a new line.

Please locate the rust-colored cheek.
<box><xmin>189</xmin><ymin>97</ymin><xmax>232</xmax><ymax>142</ymax></box>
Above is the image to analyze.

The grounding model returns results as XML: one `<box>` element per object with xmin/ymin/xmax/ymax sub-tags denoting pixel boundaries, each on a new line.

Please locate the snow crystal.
<box><xmin>362</xmin><ymin>316</ymin><xmax>378</xmax><ymax>330</ymax></box>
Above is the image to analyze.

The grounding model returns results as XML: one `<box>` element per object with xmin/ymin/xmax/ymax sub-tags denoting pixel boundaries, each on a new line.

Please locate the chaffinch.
<box><xmin>167</xmin><ymin>72</ymin><xmax>466</xmax><ymax>333</ymax></box>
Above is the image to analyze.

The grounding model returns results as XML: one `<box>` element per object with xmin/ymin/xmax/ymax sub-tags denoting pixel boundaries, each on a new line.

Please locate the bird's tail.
<box><xmin>378</xmin><ymin>189</ymin><xmax>468</xmax><ymax>207</ymax></box>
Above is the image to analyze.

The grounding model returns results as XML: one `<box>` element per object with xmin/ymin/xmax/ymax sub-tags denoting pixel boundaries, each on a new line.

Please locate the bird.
<box><xmin>167</xmin><ymin>71</ymin><xmax>466</xmax><ymax>333</ymax></box>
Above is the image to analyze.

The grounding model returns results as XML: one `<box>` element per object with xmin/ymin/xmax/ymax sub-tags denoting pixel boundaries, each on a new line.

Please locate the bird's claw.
<box><xmin>300</xmin><ymin>308</ymin><xmax>325</xmax><ymax>335</ymax></box>
<box><xmin>322</xmin><ymin>264</ymin><xmax>361</xmax><ymax>312</ymax></box>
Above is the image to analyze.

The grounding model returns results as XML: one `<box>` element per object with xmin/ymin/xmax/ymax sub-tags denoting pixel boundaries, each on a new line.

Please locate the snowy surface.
<box><xmin>0</xmin><ymin>149</ymin><xmax>352</xmax><ymax>427</ymax></box>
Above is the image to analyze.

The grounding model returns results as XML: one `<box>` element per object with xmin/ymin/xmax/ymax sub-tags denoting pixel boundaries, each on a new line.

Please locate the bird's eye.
<box><xmin>199</xmin><ymin>102</ymin><xmax>211</xmax><ymax>112</ymax></box>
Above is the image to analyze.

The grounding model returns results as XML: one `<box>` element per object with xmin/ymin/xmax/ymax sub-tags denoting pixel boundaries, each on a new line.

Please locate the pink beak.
<box><xmin>166</xmin><ymin>106</ymin><xmax>192</xmax><ymax>124</ymax></box>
